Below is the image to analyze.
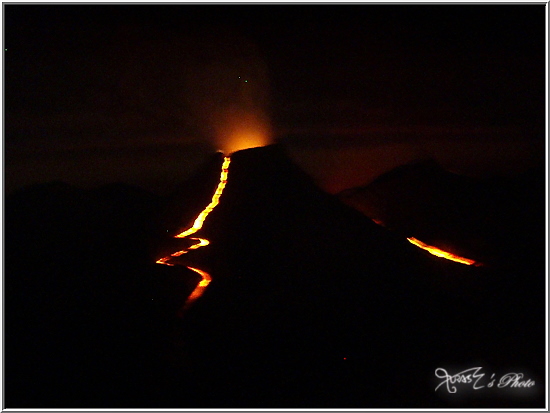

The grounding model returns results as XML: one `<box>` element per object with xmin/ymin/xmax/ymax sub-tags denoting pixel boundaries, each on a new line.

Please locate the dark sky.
<box><xmin>4</xmin><ymin>4</ymin><xmax>547</xmax><ymax>193</ymax></box>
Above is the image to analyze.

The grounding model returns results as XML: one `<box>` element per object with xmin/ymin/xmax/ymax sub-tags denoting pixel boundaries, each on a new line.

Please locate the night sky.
<box><xmin>4</xmin><ymin>4</ymin><xmax>547</xmax><ymax>194</ymax></box>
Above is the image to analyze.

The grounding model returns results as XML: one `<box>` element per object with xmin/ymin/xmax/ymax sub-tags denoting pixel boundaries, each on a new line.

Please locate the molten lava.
<box><xmin>407</xmin><ymin>237</ymin><xmax>481</xmax><ymax>266</ymax></box>
<box><xmin>156</xmin><ymin>156</ymin><xmax>231</xmax><ymax>312</ymax></box>
<box><xmin>176</xmin><ymin>266</ymin><xmax>212</xmax><ymax>316</ymax></box>
<box><xmin>173</xmin><ymin>157</ymin><xmax>230</xmax><ymax>239</ymax></box>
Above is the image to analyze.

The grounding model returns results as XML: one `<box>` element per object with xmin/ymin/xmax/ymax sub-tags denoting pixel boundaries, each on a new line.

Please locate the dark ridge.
<box><xmin>337</xmin><ymin>159</ymin><xmax>545</xmax><ymax>269</ymax></box>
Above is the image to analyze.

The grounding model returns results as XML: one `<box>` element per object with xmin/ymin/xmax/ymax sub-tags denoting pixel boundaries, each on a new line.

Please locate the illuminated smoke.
<box><xmin>180</xmin><ymin>29</ymin><xmax>273</xmax><ymax>153</ymax></box>
<box><xmin>101</xmin><ymin>26</ymin><xmax>273</xmax><ymax>153</ymax></box>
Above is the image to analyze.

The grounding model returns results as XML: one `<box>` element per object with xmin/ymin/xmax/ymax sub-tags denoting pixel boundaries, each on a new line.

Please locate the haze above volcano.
<box><xmin>5</xmin><ymin>5</ymin><xmax>545</xmax><ymax>194</ymax></box>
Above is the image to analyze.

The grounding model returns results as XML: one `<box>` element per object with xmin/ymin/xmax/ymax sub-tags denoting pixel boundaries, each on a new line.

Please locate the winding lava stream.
<box><xmin>156</xmin><ymin>155</ymin><xmax>481</xmax><ymax>315</ymax></box>
<box><xmin>156</xmin><ymin>156</ymin><xmax>231</xmax><ymax>314</ymax></box>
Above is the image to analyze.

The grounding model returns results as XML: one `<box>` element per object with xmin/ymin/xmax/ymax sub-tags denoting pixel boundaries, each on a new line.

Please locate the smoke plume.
<box><xmin>104</xmin><ymin>25</ymin><xmax>273</xmax><ymax>153</ymax></box>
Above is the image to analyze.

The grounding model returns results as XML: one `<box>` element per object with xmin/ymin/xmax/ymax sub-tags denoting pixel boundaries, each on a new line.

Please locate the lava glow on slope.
<box><xmin>156</xmin><ymin>156</ymin><xmax>231</xmax><ymax>312</ymax></box>
<box><xmin>407</xmin><ymin>237</ymin><xmax>482</xmax><ymax>266</ymax></box>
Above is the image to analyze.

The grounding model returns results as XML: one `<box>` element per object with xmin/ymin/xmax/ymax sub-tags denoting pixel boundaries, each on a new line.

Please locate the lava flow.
<box><xmin>156</xmin><ymin>156</ymin><xmax>231</xmax><ymax>312</ymax></box>
<box><xmin>407</xmin><ymin>237</ymin><xmax>482</xmax><ymax>266</ymax></box>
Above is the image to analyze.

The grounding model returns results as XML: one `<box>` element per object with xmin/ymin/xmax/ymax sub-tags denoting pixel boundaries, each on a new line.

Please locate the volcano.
<box><xmin>5</xmin><ymin>144</ymin><xmax>545</xmax><ymax>408</ymax></box>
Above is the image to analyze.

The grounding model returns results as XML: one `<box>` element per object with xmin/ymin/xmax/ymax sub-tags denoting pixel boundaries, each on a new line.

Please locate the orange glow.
<box><xmin>224</xmin><ymin>131</ymin><xmax>270</xmax><ymax>154</ymax></box>
<box><xmin>188</xmin><ymin>266</ymin><xmax>212</xmax><ymax>287</ymax></box>
<box><xmin>216</xmin><ymin>109</ymin><xmax>272</xmax><ymax>154</ymax></box>
<box><xmin>155</xmin><ymin>257</ymin><xmax>174</xmax><ymax>266</ymax></box>
<box><xmin>156</xmin><ymin>156</ymin><xmax>231</xmax><ymax>313</ymax></box>
<box><xmin>407</xmin><ymin>237</ymin><xmax>481</xmax><ymax>266</ymax></box>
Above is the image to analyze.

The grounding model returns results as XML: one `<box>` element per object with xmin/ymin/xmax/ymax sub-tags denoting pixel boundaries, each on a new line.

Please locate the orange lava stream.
<box><xmin>156</xmin><ymin>156</ymin><xmax>231</xmax><ymax>311</ymax></box>
<box><xmin>407</xmin><ymin>237</ymin><xmax>481</xmax><ymax>266</ymax></box>
<box><xmin>174</xmin><ymin>157</ymin><xmax>230</xmax><ymax>239</ymax></box>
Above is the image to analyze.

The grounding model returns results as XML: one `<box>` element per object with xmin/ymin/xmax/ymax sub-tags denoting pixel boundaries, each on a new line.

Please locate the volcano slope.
<box><xmin>163</xmin><ymin>144</ymin><xmax>545</xmax><ymax>408</ymax></box>
<box><xmin>5</xmin><ymin>144</ymin><xmax>544</xmax><ymax>408</ymax></box>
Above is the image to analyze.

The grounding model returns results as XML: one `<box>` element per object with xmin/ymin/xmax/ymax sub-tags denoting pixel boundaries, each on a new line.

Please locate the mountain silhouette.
<box><xmin>338</xmin><ymin>158</ymin><xmax>545</xmax><ymax>270</ymax></box>
<box><xmin>5</xmin><ymin>144</ymin><xmax>545</xmax><ymax>408</ymax></box>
